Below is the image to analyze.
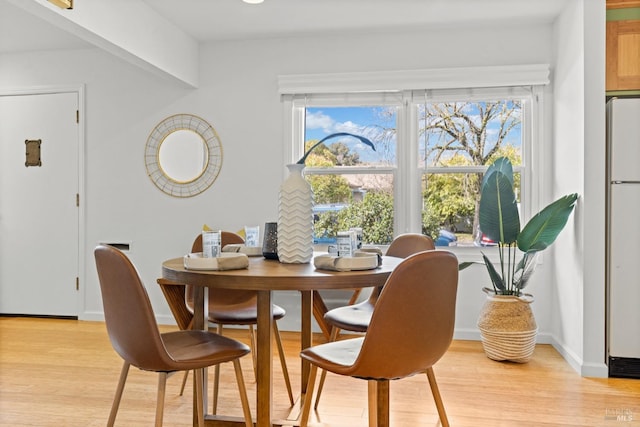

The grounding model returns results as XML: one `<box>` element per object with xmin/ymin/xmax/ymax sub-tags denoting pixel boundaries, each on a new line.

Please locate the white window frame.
<box><xmin>280</xmin><ymin>65</ymin><xmax>549</xmax><ymax>260</ymax></box>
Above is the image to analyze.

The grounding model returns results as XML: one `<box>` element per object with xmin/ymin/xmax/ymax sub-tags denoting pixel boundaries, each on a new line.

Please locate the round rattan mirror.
<box><xmin>145</xmin><ymin>114</ymin><xmax>223</xmax><ymax>197</ymax></box>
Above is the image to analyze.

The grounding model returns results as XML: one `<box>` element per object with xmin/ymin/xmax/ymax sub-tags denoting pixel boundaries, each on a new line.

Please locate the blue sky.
<box><xmin>305</xmin><ymin>106</ymin><xmax>396</xmax><ymax>163</ymax></box>
<box><xmin>305</xmin><ymin>103</ymin><xmax>522</xmax><ymax>165</ymax></box>
<box><xmin>305</xmin><ymin>107</ymin><xmax>388</xmax><ymax>140</ymax></box>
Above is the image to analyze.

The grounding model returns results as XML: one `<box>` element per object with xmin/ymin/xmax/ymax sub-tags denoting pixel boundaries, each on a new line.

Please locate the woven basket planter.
<box><xmin>477</xmin><ymin>288</ymin><xmax>537</xmax><ymax>363</ymax></box>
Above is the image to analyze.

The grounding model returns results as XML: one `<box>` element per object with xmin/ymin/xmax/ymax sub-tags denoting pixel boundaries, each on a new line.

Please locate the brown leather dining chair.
<box><xmin>158</xmin><ymin>231</ymin><xmax>294</xmax><ymax>412</ymax></box>
<box><xmin>299</xmin><ymin>250</ymin><xmax>458</xmax><ymax>427</ymax></box>
<box><xmin>314</xmin><ymin>233</ymin><xmax>436</xmax><ymax>408</ymax></box>
<box><xmin>94</xmin><ymin>244</ymin><xmax>253</xmax><ymax>427</ymax></box>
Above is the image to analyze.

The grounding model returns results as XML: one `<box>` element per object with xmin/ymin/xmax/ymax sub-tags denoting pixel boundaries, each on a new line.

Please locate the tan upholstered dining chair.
<box><xmin>157</xmin><ymin>231</ymin><xmax>294</xmax><ymax>412</ymax></box>
<box><xmin>299</xmin><ymin>250</ymin><xmax>458</xmax><ymax>427</ymax></box>
<box><xmin>94</xmin><ymin>244</ymin><xmax>253</xmax><ymax>427</ymax></box>
<box><xmin>314</xmin><ymin>233</ymin><xmax>436</xmax><ymax>408</ymax></box>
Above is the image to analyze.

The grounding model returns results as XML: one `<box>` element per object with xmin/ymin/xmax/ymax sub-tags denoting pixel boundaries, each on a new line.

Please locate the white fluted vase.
<box><xmin>277</xmin><ymin>163</ymin><xmax>314</xmax><ymax>263</ymax></box>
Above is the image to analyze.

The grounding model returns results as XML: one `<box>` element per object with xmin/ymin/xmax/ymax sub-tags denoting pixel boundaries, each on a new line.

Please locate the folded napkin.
<box><xmin>183</xmin><ymin>252</ymin><xmax>249</xmax><ymax>270</ymax></box>
<box><xmin>313</xmin><ymin>251</ymin><xmax>380</xmax><ymax>272</ymax></box>
<box><xmin>358</xmin><ymin>247</ymin><xmax>383</xmax><ymax>258</ymax></box>
<box><xmin>222</xmin><ymin>244</ymin><xmax>263</xmax><ymax>257</ymax></box>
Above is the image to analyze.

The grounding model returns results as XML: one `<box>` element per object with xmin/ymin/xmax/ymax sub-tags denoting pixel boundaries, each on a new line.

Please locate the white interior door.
<box><xmin>0</xmin><ymin>92</ymin><xmax>79</xmax><ymax>316</ymax></box>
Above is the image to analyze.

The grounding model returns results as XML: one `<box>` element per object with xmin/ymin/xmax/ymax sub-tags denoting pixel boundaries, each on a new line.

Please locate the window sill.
<box><xmin>314</xmin><ymin>243</ymin><xmax>499</xmax><ymax>264</ymax></box>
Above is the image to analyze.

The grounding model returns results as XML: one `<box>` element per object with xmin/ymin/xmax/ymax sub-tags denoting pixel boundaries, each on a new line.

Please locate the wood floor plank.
<box><xmin>0</xmin><ymin>317</ymin><xmax>639</xmax><ymax>426</ymax></box>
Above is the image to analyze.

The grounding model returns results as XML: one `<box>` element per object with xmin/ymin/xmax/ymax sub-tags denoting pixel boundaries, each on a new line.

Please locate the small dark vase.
<box><xmin>262</xmin><ymin>222</ymin><xmax>279</xmax><ymax>260</ymax></box>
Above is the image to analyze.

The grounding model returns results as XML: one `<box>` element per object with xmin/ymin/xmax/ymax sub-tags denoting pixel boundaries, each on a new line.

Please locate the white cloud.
<box><xmin>335</xmin><ymin>120</ymin><xmax>364</xmax><ymax>134</ymax></box>
<box><xmin>306</xmin><ymin>111</ymin><xmax>334</xmax><ymax>132</ymax></box>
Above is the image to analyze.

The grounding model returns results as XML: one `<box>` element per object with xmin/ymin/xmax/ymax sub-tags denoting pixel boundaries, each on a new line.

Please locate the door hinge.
<box><xmin>76</xmin><ymin>110</ymin><xmax>79</xmax><ymax>124</ymax></box>
<box><xmin>76</xmin><ymin>277</ymin><xmax>79</xmax><ymax>290</ymax></box>
<box><xmin>76</xmin><ymin>193</ymin><xmax>79</xmax><ymax>207</ymax></box>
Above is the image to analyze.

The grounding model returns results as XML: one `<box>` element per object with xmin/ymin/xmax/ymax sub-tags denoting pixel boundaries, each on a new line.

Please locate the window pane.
<box><xmin>304</xmin><ymin>106</ymin><xmax>397</xmax><ymax>245</ymax></box>
<box><xmin>419</xmin><ymin>100</ymin><xmax>524</xmax><ymax>247</ymax></box>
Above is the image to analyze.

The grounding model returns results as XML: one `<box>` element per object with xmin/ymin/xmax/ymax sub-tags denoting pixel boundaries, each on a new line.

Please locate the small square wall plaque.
<box><xmin>25</xmin><ymin>139</ymin><xmax>42</xmax><ymax>167</ymax></box>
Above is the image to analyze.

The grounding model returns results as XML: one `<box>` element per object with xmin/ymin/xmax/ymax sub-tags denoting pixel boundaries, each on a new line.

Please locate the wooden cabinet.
<box><xmin>607</xmin><ymin>0</ymin><xmax>640</xmax><ymax>9</ymax></box>
<box><xmin>607</xmin><ymin>19</ymin><xmax>640</xmax><ymax>91</ymax></box>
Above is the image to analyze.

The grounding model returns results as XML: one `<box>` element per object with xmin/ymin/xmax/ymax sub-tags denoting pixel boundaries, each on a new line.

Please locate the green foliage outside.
<box><xmin>423</xmin><ymin>154</ymin><xmax>478</xmax><ymax>232</ymax></box>
<box><xmin>305</xmin><ymin>148</ymin><xmax>353</xmax><ymax>205</ymax></box>
<box><xmin>315</xmin><ymin>191</ymin><xmax>395</xmax><ymax>245</ymax></box>
<box><xmin>423</xmin><ymin>145</ymin><xmax>521</xmax><ymax>240</ymax></box>
<box><xmin>421</xmin><ymin>208</ymin><xmax>442</xmax><ymax>241</ymax></box>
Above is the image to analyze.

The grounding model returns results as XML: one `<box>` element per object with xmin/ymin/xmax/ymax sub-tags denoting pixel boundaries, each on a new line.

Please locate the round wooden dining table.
<box><xmin>162</xmin><ymin>253</ymin><xmax>402</xmax><ymax>427</ymax></box>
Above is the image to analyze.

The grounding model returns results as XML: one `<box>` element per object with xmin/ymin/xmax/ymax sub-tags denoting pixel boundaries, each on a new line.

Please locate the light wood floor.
<box><xmin>1</xmin><ymin>317</ymin><xmax>639</xmax><ymax>427</ymax></box>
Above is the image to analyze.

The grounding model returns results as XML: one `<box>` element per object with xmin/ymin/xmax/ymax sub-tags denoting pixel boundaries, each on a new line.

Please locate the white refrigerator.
<box><xmin>607</xmin><ymin>97</ymin><xmax>640</xmax><ymax>379</ymax></box>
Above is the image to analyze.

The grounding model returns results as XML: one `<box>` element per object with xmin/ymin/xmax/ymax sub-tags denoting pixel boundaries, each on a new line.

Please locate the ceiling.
<box><xmin>142</xmin><ymin>0</ymin><xmax>568</xmax><ymax>42</ymax></box>
<box><xmin>0</xmin><ymin>0</ymin><xmax>570</xmax><ymax>54</ymax></box>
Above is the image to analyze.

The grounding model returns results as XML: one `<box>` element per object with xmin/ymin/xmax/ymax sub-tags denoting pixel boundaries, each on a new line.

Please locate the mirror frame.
<box><xmin>145</xmin><ymin>114</ymin><xmax>223</xmax><ymax>197</ymax></box>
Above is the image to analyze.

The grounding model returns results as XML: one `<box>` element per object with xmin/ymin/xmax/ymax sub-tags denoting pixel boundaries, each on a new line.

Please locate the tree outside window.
<box><xmin>421</xmin><ymin>100</ymin><xmax>523</xmax><ymax>245</ymax></box>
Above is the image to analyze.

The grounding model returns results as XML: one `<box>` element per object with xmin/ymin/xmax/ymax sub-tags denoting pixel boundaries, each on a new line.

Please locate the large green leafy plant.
<box><xmin>462</xmin><ymin>157</ymin><xmax>578</xmax><ymax>296</ymax></box>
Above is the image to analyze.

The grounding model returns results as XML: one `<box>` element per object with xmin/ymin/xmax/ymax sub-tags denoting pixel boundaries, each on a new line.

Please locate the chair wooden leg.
<box><xmin>367</xmin><ymin>381</ymin><xmax>377</xmax><ymax>427</ymax></box>
<box><xmin>107</xmin><ymin>361</ymin><xmax>130</xmax><ymax>427</ymax></box>
<box><xmin>313</xmin><ymin>369</ymin><xmax>327</xmax><ymax>410</ymax></box>
<box><xmin>426</xmin><ymin>367</ymin><xmax>449</xmax><ymax>427</ymax></box>
<box><xmin>273</xmin><ymin>321</ymin><xmax>294</xmax><ymax>406</ymax></box>
<box><xmin>368</xmin><ymin>380</ymin><xmax>389</xmax><ymax>427</ymax></box>
<box><xmin>312</xmin><ymin>290</ymin><xmax>331</xmax><ymax>339</ymax></box>
<box><xmin>314</xmin><ymin>327</ymin><xmax>341</xmax><ymax>409</ymax></box>
<box><xmin>249</xmin><ymin>324</ymin><xmax>258</xmax><ymax>379</ymax></box>
<box><xmin>300</xmin><ymin>364</ymin><xmax>318</xmax><ymax>427</ymax></box>
<box><xmin>232</xmin><ymin>359</ymin><xmax>254</xmax><ymax>427</ymax></box>
<box><xmin>194</xmin><ymin>369</ymin><xmax>205</xmax><ymax>427</ymax></box>
<box><xmin>155</xmin><ymin>372</ymin><xmax>168</xmax><ymax>427</ymax></box>
<box><xmin>211</xmin><ymin>324</ymin><xmax>223</xmax><ymax>415</ymax></box>
<box><xmin>348</xmin><ymin>288</ymin><xmax>362</xmax><ymax>305</ymax></box>
<box><xmin>179</xmin><ymin>370</ymin><xmax>189</xmax><ymax>396</ymax></box>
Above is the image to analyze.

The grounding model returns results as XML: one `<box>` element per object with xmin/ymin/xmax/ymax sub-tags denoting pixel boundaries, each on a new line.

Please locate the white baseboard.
<box><xmin>78</xmin><ymin>311</ymin><xmax>105</xmax><ymax>322</ymax></box>
<box><xmin>546</xmin><ymin>334</ymin><xmax>608</xmax><ymax>378</ymax></box>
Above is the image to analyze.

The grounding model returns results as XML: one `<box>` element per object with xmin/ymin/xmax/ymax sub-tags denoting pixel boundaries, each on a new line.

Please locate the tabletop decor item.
<box><xmin>262</xmin><ymin>222</ymin><xmax>279</xmax><ymax>260</ymax></box>
<box><xmin>202</xmin><ymin>229</ymin><xmax>221</xmax><ymax>258</ymax></box>
<box><xmin>277</xmin><ymin>163</ymin><xmax>315</xmax><ymax>263</ymax></box>
<box><xmin>277</xmin><ymin>132</ymin><xmax>375</xmax><ymax>264</ymax></box>
<box><xmin>244</xmin><ymin>225</ymin><xmax>260</xmax><ymax>247</ymax></box>
<box><xmin>183</xmin><ymin>252</ymin><xmax>249</xmax><ymax>270</ymax></box>
<box><xmin>460</xmin><ymin>156</ymin><xmax>578</xmax><ymax>362</ymax></box>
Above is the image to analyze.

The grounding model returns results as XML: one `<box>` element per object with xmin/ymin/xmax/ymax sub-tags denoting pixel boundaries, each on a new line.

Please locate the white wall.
<box><xmin>549</xmin><ymin>0</ymin><xmax>607</xmax><ymax>376</ymax></box>
<box><xmin>0</xmin><ymin>7</ymin><xmax>606</xmax><ymax>375</ymax></box>
<box><xmin>581</xmin><ymin>0</ymin><xmax>607</xmax><ymax>377</ymax></box>
<box><xmin>550</xmin><ymin>0</ymin><xmax>587</xmax><ymax>373</ymax></box>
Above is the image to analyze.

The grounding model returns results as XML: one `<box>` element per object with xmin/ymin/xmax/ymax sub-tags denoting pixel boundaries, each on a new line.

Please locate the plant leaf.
<box><xmin>482</xmin><ymin>252</ymin><xmax>505</xmax><ymax>292</ymax></box>
<box><xmin>517</xmin><ymin>193</ymin><xmax>578</xmax><ymax>253</ymax></box>
<box><xmin>481</xmin><ymin>156</ymin><xmax>513</xmax><ymax>190</ymax></box>
<box><xmin>479</xmin><ymin>170</ymin><xmax>520</xmax><ymax>244</ymax></box>
<box><xmin>514</xmin><ymin>252</ymin><xmax>539</xmax><ymax>290</ymax></box>
<box><xmin>458</xmin><ymin>261</ymin><xmax>475</xmax><ymax>270</ymax></box>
